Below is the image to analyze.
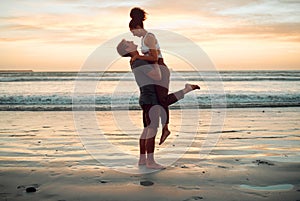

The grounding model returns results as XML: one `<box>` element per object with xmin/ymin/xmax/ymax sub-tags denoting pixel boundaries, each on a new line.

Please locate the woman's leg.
<box><xmin>154</xmin><ymin>85</ymin><xmax>171</xmax><ymax>145</ymax></box>
<box><xmin>156</xmin><ymin>58</ymin><xmax>200</xmax><ymax>145</ymax></box>
<box><xmin>157</xmin><ymin>58</ymin><xmax>200</xmax><ymax>106</ymax></box>
<box><xmin>155</xmin><ymin>85</ymin><xmax>185</xmax><ymax>108</ymax></box>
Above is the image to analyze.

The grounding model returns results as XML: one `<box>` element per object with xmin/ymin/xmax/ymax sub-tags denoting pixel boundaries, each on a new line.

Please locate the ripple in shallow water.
<box><xmin>239</xmin><ymin>184</ymin><xmax>294</xmax><ymax>191</ymax></box>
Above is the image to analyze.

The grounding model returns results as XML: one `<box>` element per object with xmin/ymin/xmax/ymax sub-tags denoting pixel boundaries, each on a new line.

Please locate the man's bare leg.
<box><xmin>139</xmin><ymin>128</ymin><xmax>147</xmax><ymax>165</ymax></box>
<box><xmin>146</xmin><ymin>127</ymin><xmax>165</xmax><ymax>169</ymax></box>
<box><xmin>146</xmin><ymin>153</ymin><xmax>165</xmax><ymax>169</ymax></box>
<box><xmin>139</xmin><ymin>153</ymin><xmax>147</xmax><ymax>166</ymax></box>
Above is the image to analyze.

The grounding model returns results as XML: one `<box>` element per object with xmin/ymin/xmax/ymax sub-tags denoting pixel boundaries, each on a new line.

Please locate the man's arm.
<box><xmin>132</xmin><ymin>59</ymin><xmax>162</xmax><ymax>81</ymax></box>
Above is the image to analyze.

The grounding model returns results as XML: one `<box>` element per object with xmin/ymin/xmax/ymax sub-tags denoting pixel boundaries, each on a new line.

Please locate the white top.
<box><xmin>141</xmin><ymin>32</ymin><xmax>163</xmax><ymax>58</ymax></box>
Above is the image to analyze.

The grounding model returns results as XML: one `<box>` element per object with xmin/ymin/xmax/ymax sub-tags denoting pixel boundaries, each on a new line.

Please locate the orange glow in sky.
<box><xmin>0</xmin><ymin>1</ymin><xmax>299</xmax><ymax>71</ymax></box>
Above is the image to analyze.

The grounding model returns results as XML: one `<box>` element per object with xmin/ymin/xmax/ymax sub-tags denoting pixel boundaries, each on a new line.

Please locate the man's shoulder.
<box><xmin>131</xmin><ymin>59</ymin><xmax>150</xmax><ymax>69</ymax></box>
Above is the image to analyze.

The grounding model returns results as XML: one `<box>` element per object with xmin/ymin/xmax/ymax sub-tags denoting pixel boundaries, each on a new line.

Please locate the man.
<box><xmin>117</xmin><ymin>39</ymin><xmax>164</xmax><ymax>169</ymax></box>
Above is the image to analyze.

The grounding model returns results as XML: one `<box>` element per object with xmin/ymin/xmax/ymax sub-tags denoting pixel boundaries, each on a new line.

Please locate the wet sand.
<box><xmin>0</xmin><ymin>108</ymin><xmax>299</xmax><ymax>201</ymax></box>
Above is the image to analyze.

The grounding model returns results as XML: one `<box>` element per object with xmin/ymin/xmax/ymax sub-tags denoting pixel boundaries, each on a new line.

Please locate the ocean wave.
<box><xmin>1</xmin><ymin>70</ymin><xmax>299</xmax><ymax>110</ymax></box>
<box><xmin>1</xmin><ymin>71</ymin><xmax>299</xmax><ymax>82</ymax></box>
<box><xmin>0</xmin><ymin>93</ymin><xmax>299</xmax><ymax>111</ymax></box>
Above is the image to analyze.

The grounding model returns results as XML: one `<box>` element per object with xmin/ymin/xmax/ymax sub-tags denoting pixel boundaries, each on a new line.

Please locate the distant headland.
<box><xmin>0</xmin><ymin>70</ymin><xmax>33</xmax><ymax>72</ymax></box>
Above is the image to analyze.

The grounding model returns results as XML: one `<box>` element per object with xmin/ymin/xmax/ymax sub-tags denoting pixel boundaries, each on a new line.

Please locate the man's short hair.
<box><xmin>117</xmin><ymin>39</ymin><xmax>131</xmax><ymax>57</ymax></box>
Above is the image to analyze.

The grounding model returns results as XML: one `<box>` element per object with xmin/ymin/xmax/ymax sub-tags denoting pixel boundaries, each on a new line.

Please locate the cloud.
<box><xmin>1</xmin><ymin>0</ymin><xmax>299</xmax><ymax>45</ymax></box>
<box><xmin>134</xmin><ymin>0</ymin><xmax>300</xmax><ymax>43</ymax></box>
<box><xmin>0</xmin><ymin>10</ymin><xmax>126</xmax><ymax>45</ymax></box>
<box><xmin>0</xmin><ymin>0</ymin><xmax>299</xmax><ymax>71</ymax></box>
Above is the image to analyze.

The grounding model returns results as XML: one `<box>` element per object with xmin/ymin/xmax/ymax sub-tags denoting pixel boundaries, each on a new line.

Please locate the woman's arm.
<box><xmin>131</xmin><ymin>34</ymin><xmax>159</xmax><ymax>62</ymax></box>
<box><xmin>138</xmin><ymin>50</ymin><xmax>158</xmax><ymax>62</ymax></box>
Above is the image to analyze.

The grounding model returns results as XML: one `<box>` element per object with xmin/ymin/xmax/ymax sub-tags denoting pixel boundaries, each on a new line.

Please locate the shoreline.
<box><xmin>0</xmin><ymin>105</ymin><xmax>300</xmax><ymax>111</ymax></box>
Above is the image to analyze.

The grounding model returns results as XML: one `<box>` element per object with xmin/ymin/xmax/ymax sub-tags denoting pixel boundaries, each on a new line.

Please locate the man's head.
<box><xmin>116</xmin><ymin>39</ymin><xmax>138</xmax><ymax>57</ymax></box>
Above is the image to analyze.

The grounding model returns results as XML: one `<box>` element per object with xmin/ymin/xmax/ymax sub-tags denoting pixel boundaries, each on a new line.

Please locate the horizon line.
<box><xmin>1</xmin><ymin>69</ymin><xmax>300</xmax><ymax>73</ymax></box>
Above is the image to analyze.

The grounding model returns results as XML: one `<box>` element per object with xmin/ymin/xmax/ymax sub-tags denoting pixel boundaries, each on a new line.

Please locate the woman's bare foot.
<box><xmin>146</xmin><ymin>161</ymin><xmax>165</xmax><ymax>169</ymax></box>
<box><xmin>187</xmin><ymin>83</ymin><xmax>200</xmax><ymax>90</ymax></box>
<box><xmin>183</xmin><ymin>83</ymin><xmax>200</xmax><ymax>94</ymax></box>
<box><xmin>159</xmin><ymin>126</ymin><xmax>171</xmax><ymax>145</ymax></box>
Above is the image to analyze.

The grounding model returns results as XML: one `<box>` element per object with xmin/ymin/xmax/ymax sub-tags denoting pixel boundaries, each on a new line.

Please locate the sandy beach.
<box><xmin>1</xmin><ymin>108</ymin><xmax>300</xmax><ymax>201</ymax></box>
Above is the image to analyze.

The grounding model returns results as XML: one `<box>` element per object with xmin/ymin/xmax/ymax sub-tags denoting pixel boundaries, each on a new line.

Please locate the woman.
<box><xmin>128</xmin><ymin>7</ymin><xmax>200</xmax><ymax>145</ymax></box>
<box><xmin>117</xmin><ymin>39</ymin><xmax>200</xmax><ymax>169</ymax></box>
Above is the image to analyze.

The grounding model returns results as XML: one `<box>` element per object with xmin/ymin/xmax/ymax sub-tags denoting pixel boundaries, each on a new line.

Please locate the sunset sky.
<box><xmin>0</xmin><ymin>0</ymin><xmax>299</xmax><ymax>71</ymax></box>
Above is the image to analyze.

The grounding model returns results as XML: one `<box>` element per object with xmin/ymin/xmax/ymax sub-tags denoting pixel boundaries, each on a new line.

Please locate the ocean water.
<box><xmin>0</xmin><ymin>70</ymin><xmax>299</xmax><ymax>111</ymax></box>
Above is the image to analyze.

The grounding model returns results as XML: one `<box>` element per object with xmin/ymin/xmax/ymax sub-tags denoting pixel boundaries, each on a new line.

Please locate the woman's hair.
<box><xmin>116</xmin><ymin>40</ymin><xmax>130</xmax><ymax>57</ymax></box>
<box><xmin>129</xmin><ymin>7</ymin><xmax>147</xmax><ymax>29</ymax></box>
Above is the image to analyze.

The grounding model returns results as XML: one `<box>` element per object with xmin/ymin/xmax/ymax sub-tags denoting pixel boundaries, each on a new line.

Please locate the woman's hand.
<box><xmin>130</xmin><ymin>55</ymin><xmax>140</xmax><ymax>64</ymax></box>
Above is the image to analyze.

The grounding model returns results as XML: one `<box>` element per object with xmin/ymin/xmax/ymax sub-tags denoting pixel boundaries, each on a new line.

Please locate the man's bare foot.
<box><xmin>146</xmin><ymin>161</ymin><xmax>165</xmax><ymax>169</ymax></box>
<box><xmin>159</xmin><ymin>128</ymin><xmax>171</xmax><ymax>145</ymax></box>
<box><xmin>138</xmin><ymin>155</ymin><xmax>147</xmax><ymax>165</ymax></box>
<box><xmin>138</xmin><ymin>159</ymin><xmax>146</xmax><ymax>166</ymax></box>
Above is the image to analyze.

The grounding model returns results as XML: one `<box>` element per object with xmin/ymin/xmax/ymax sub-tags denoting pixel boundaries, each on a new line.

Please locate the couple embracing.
<box><xmin>117</xmin><ymin>7</ymin><xmax>200</xmax><ymax>169</ymax></box>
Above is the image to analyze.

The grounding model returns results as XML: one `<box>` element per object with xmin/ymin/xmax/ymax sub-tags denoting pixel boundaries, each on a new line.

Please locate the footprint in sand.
<box><xmin>98</xmin><ymin>180</ymin><xmax>109</xmax><ymax>184</ymax></box>
<box><xmin>253</xmin><ymin>159</ymin><xmax>274</xmax><ymax>166</ymax></box>
<box><xmin>17</xmin><ymin>184</ymin><xmax>39</xmax><ymax>193</ymax></box>
<box><xmin>182</xmin><ymin>196</ymin><xmax>203</xmax><ymax>201</ymax></box>
<box><xmin>140</xmin><ymin>180</ymin><xmax>154</xmax><ymax>186</ymax></box>
<box><xmin>25</xmin><ymin>187</ymin><xmax>37</xmax><ymax>193</ymax></box>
